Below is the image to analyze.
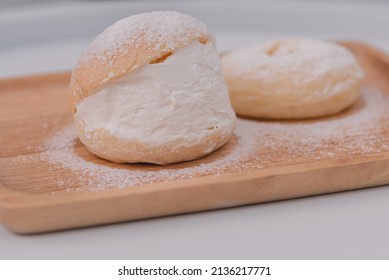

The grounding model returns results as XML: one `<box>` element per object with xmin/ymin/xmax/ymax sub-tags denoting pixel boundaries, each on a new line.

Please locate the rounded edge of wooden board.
<box><xmin>1</xmin><ymin>152</ymin><xmax>389</xmax><ymax>234</ymax></box>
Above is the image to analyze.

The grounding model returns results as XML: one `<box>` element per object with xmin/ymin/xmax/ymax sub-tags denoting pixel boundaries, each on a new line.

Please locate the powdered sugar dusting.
<box><xmin>222</xmin><ymin>39</ymin><xmax>364</xmax><ymax>101</ymax></box>
<box><xmin>34</xmin><ymin>87</ymin><xmax>389</xmax><ymax>193</ymax></box>
<box><xmin>79</xmin><ymin>11</ymin><xmax>211</xmax><ymax>65</ymax></box>
<box><xmin>40</xmin><ymin>118</ymin><xmax>256</xmax><ymax>192</ymax></box>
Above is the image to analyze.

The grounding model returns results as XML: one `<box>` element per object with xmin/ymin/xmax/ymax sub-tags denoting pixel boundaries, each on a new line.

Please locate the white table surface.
<box><xmin>1</xmin><ymin>0</ymin><xmax>389</xmax><ymax>259</ymax></box>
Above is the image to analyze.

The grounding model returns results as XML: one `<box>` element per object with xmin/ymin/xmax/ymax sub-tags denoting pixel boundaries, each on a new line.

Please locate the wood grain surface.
<box><xmin>0</xmin><ymin>42</ymin><xmax>388</xmax><ymax>234</ymax></box>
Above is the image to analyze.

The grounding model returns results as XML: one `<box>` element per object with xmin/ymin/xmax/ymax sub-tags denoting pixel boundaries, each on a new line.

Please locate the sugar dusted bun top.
<box><xmin>222</xmin><ymin>38</ymin><xmax>364</xmax><ymax>119</ymax></box>
<box><xmin>69</xmin><ymin>11</ymin><xmax>214</xmax><ymax>107</ymax></box>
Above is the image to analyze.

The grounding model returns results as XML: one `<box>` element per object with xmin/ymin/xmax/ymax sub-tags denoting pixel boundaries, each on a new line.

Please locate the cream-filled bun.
<box><xmin>222</xmin><ymin>39</ymin><xmax>364</xmax><ymax>119</ymax></box>
<box><xmin>69</xmin><ymin>11</ymin><xmax>236</xmax><ymax>165</ymax></box>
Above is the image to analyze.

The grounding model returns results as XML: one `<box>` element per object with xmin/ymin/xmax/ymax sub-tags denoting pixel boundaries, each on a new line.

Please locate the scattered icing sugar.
<box><xmin>33</xmin><ymin>87</ymin><xmax>389</xmax><ymax>193</ymax></box>
<box><xmin>39</xmin><ymin>118</ymin><xmax>257</xmax><ymax>192</ymax></box>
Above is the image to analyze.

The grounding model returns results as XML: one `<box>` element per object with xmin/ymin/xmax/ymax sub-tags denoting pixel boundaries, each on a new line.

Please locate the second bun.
<box><xmin>222</xmin><ymin>39</ymin><xmax>364</xmax><ymax>119</ymax></box>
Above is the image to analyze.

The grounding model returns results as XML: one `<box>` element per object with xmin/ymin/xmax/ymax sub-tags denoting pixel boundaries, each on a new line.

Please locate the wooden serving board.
<box><xmin>1</xmin><ymin>42</ymin><xmax>389</xmax><ymax>234</ymax></box>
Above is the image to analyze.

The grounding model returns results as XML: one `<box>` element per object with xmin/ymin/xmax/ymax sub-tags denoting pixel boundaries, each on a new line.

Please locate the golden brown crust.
<box><xmin>75</xmin><ymin>118</ymin><xmax>231</xmax><ymax>165</ymax></box>
<box><xmin>229</xmin><ymin>81</ymin><xmax>361</xmax><ymax>119</ymax></box>
<box><xmin>69</xmin><ymin>11</ymin><xmax>214</xmax><ymax>107</ymax></box>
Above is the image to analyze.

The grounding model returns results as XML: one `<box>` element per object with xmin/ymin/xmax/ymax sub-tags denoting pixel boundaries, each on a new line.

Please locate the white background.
<box><xmin>1</xmin><ymin>0</ymin><xmax>389</xmax><ymax>259</ymax></box>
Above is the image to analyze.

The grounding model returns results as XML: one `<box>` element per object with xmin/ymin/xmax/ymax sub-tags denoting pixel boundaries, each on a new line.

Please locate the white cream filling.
<box><xmin>75</xmin><ymin>41</ymin><xmax>235</xmax><ymax>147</ymax></box>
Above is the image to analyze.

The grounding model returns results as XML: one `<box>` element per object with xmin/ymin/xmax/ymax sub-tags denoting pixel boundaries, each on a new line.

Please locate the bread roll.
<box><xmin>69</xmin><ymin>11</ymin><xmax>236</xmax><ymax>165</ymax></box>
<box><xmin>222</xmin><ymin>39</ymin><xmax>364</xmax><ymax>119</ymax></box>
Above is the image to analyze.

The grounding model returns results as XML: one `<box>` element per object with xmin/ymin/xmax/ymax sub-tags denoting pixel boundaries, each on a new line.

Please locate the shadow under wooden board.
<box><xmin>1</xmin><ymin>41</ymin><xmax>389</xmax><ymax>234</ymax></box>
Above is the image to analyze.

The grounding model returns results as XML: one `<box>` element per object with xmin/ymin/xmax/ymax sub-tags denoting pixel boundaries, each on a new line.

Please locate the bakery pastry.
<box><xmin>222</xmin><ymin>38</ymin><xmax>364</xmax><ymax>119</ymax></box>
<box><xmin>69</xmin><ymin>11</ymin><xmax>236</xmax><ymax>165</ymax></box>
